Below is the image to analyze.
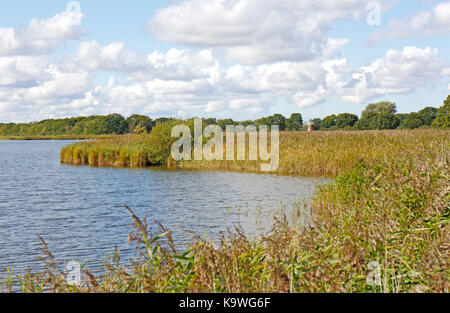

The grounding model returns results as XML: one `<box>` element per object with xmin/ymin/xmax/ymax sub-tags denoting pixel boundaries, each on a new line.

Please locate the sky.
<box><xmin>1</xmin><ymin>0</ymin><xmax>450</xmax><ymax>123</ymax></box>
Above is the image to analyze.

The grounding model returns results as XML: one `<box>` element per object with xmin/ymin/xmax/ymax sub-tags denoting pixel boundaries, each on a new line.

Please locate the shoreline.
<box><xmin>0</xmin><ymin>135</ymin><xmax>116</xmax><ymax>141</ymax></box>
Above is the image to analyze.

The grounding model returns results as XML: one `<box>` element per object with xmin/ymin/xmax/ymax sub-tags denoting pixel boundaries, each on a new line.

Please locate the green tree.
<box><xmin>396</xmin><ymin>113</ymin><xmax>408</xmax><ymax>128</ymax></box>
<box><xmin>217</xmin><ymin>119</ymin><xmax>234</xmax><ymax>130</ymax></box>
<box><xmin>432</xmin><ymin>96</ymin><xmax>450</xmax><ymax>129</ymax></box>
<box><xmin>154</xmin><ymin>117</ymin><xmax>175</xmax><ymax>126</ymax></box>
<box><xmin>418</xmin><ymin>107</ymin><xmax>438</xmax><ymax>126</ymax></box>
<box><xmin>368</xmin><ymin>112</ymin><xmax>400</xmax><ymax>130</ymax></box>
<box><xmin>285</xmin><ymin>113</ymin><xmax>303</xmax><ymax>131</ymax></box>
<box><xmin>271</xmin><ymin>114</ymin><xmax>286</xmax><ymax>130</ymax></box>
<box><xmin>354</xmin><ymin>118</ymin><xmax>370</xmax><ymax>130</ymax></box>
<box><xmin>255</xmin><ymin>115</ymin><xmax>286</xmax><ymax>130</ymax></box>
<box><xmin>126</xmin><ymin>115</ymin><xmax>154</xmax><ymax>134</ymax></box>
<box><xmin>362</xmin><ymin>101</ymin><xmax>397</xmax><ymax>119</ymax></box>
<box><xmin>203</xmin><ymin>118</ymin><xmax>218</xmax><ymax>126</ymax></box>
<box><xmin>401</xmin><ymin>113</ymin><xmax>425</xmax><ymax>129</ymax></box>
<box><xmin>104</xmin><ymin>114</ymin><xmax>128</xmax><ymax>134</ymax></box>
<box><xmin>321</xmin><ymin>115</ymin><xmax>337</xmax><ymax>129</ymax></box>
<box><xmin>335</xmin><ymin>113</ymin><xmax>358</xmax><ymax>129</ymax></box>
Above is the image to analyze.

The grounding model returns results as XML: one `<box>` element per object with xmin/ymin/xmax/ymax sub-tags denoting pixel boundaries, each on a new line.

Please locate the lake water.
<box><xmin>0</xmin><ymin>140</ymin><xmax>328</xmax><ymax>274</ymax></box>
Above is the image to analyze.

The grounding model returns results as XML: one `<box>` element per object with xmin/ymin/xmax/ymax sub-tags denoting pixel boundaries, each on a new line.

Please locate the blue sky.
<box><xmin>1</xmin><ymin>0</ymin><xmax>449</xmax><ymax>123</ymax></box>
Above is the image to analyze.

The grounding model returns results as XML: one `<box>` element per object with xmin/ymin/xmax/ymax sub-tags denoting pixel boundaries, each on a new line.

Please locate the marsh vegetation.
<box><xmin>2</xmin><ymin>128</ymin><xmax>448</xmax><ymax>293</ymax></box>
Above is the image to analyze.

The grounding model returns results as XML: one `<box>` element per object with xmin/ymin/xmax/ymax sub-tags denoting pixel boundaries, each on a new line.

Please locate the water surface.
<box><xmin>0</xmin><ymin>140</ymin><xmax>327</xmax><ymax>274</ymax></box>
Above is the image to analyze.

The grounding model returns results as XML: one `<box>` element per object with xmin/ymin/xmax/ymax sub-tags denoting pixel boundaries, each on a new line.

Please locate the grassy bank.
<box><xmin>0</xmin><ymin>135</ymin><xmax>115</xmax><ymax>141</ymax></box>
<box><xmin>61</xmin><ymin>128</ymin><xmax>448</xmax><ymax>177</ymax></box>
<box><xmin>2</xmin><ymin>129</ymin><xmax>448</xmax><ymax>293</ymax></box>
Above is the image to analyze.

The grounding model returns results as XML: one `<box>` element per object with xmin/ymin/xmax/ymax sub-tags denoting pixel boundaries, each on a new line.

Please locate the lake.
<box><xmin>0</xmin><ymin>140</ymin><xmax>328</xmax><ymax>275</ymax></box>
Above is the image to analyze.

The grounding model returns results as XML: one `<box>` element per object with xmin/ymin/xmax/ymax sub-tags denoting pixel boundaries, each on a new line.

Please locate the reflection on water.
<box><xmin>0</xmin><ymin>140</ymin><xmax>329</xmax><ymax>274</ymax></box>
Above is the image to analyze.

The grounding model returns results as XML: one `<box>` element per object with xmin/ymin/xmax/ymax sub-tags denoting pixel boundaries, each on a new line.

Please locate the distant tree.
<box><xmin>432</xmin><ymin>96</ymin><xmax>450</xmax><ymax>129</ymax></box>
<box><xmin>285</xmin><ymin>113</ymin><xmax>303</xmax><ymax>131</ymax></box>
<box><xmin>401</xmin><ymin>113</ymin><xmax>425</xmax><ymax>129</ymax></box>
<box><xmin>335</xmin><ymin>113</ymin><xmax>358</xmax><ymax>128</ymax></box>
<box><xmin>255</xmin><ymin>117</ymin><xmax>271</xmax><ymax>127</ymax></box>
<box><xmin>235</xmin><ymin>120</ymin><xmax>254</xmax><ymax>127</ymax></box>
<box><xmin>353</xmin><ymin>118</ymin><xmax>370</xmax><ymax>130</ymax></box>
<box><xmin>126</xmin><ymin>114</ymin><xmax>154</xmax><ymax>134</ymax></box>
<box><xmin>271</xmin><ymin>114</ymin><xmax>287</xmax><ymax>130</ymax></box>
<box><xmin>396</xmin><ymin>113</ymin><xmax>408</xmax><ymax>128</ymax></box>
<box><xmin>154</xmin><ymin>118</ymin><xmax>174</xmax><ymax>125</ymax></box>
<box><xmin>418</xmin><ymin>107</ymin><xmax>438</xmax><ymax>126</ymax></box>
<box><xmin>217</xmin><ymin>119</ymin><xmax>234</xmax><ymax>130</ymax></box>
<box><xmin>368</xmin><ymin>112</ymin><xmax>400</xmax><ymax>130</ymax></box>
<box><xmin>104</xmin><ymin>114</ymin><xmax>128</xmax><ymax>134</ymax></box>
<box><xmin>321</xmin><ymin>115</ymin><xmax>337</xmax><ymax>129</ymax></box>
<box><xmin>362</xmin><ymin>101</ymin><xmax>397</xmax><ymax>119</ymax></box>
<box><xmin>203</xmin><ymin>118</ymin><xmax>218</xmax><ymax>126</ymax></box>
<box><xmin>255</xmin><ymin>114</ymin><xmax>286</xmax><ymax>130</ymax></box>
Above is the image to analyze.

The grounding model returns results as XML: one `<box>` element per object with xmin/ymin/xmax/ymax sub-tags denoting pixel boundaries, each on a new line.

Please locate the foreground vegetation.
<box><xmin>3</xmin><ymin>128</ymin><xmax>448</xmax><ymax>293</ymax></box>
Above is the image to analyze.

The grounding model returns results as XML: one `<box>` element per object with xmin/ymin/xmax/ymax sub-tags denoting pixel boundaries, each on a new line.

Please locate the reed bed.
<box><xmin>2</xmin><ymin>129</ymin><xmax>448</xmax><ymax>293</ymax></box>
<box><xmin>61</xmin><ymin>129</ymin><xmax>448</xmax><ymax>177</ymax></box>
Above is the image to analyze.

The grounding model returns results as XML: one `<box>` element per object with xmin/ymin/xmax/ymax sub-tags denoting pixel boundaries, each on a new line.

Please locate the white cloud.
<box><xmin>369</xmin><ymin>1</ymin><xmax>450</xmax><ymax>42</ymax></box>
<box><xmin>0</xmin><ymin>5</ymin><xmax>83</xmax><ymax>56</ymax></box>
<box><xmin>336</xmin><ymin>47</ymin><xmax>449</xmax><ymax>104</ymax></box>
<box><xmin>64</xmin><ymin>41</ymin><xmax>220</xmax><ymax>82</ymax></box>
<box><xmin>0</xmin><ymin>56</ymin><xmax>50</xmax><ymax>88</ymax></box>
<box><xmin>63</xmin><ymin>41</ymin><xmax>143</xmax><ymax>73</ymax></box>
<box><xmin>20</xmin><ymin>69</ymin><xmax>92</xmax><ymax>103</ymax></box>
<box><xmin>150</xmin><ymin>0</ymin><xmax>371</xmax><ymax>64</ymax></box>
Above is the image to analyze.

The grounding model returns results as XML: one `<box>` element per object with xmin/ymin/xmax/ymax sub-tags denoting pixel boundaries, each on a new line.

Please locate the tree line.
<box><xmin>1</xmin><ymin>96</ymin><xmax>448</xmax><ymax>136</ymax></box>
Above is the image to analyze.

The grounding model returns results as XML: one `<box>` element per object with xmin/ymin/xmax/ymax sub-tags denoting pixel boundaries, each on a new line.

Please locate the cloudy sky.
<box><xmin>1</xmin><ymin>0</ymin><xmax>450</xmax><ymax>123</ymax></box>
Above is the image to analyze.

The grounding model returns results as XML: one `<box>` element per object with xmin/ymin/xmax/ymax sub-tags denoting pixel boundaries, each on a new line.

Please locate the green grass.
<box><xmin>2</xmin><ymin>129</ymin><xmax>448</xmax><ymax>293</ymax></box>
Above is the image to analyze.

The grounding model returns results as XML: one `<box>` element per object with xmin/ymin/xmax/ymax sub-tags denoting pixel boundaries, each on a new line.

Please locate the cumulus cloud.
<box><xmin>336</xmin><ymin>47</ymin><xmax>449</xmax><ymax>104</ymax></box>
<box><xmin>0</xmin><ymin>5</ymin><xmax>83</xmax><ymax>56</ymax></box>
<box><xmin>150</xmin><ymin>0</ymin><xmax>372</xmax><ymax>64</ymax></box>
<box><xmin>0</xmin><ymin>56</ymin><xmax>51</xmax><ymax>88</ymax></box>
<box><xmin>368</xmin><ymin>1</ymin><xmax>450</xmax><ymax>43</ymax></box>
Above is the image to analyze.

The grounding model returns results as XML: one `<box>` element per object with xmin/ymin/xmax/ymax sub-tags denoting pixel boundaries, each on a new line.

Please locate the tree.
<box><xmin>285</xmin><ymin>113</ymin><xmax>303</xmax><ymax>131</ymax></box>
<box><xmin>271</xmin><ymin>114</ymin><xmax>287</xmax><ymax>130</ymax></box>
<box><xmin>432</xmin><ymin>96</ymin><xmax>450</xmax><ymax>129</ymax></box>
<box><xmin>154</xmin><ymin>117</ymin><xmax>174</xmax><ymax>125</ymax></box>
<box><xmin>368</xmin><ymin>112</ymin><xmax>400</xmax><ymax>130</ymax></box>
<box><xmin>104</xmin><ymin>114</ymin><xmax>128</xmax><ymax>134</ymax></box>
<box><xmin>203</xmin><ymin>118</ymin><xmax>218</xmax><ymax>126</ymax></box>
<box><xmin>126</xmin><ymin>114</ymin><xmax>154</xmax><ymax>134</ymax></box>
<box><xmin>396</xmin><ymin>113</ymin><xmax>408</xmax><ymax>128</ymax></box>
<box><xmin>401</xmin><ymin>113</ymin><xmax>425</xmax><ymax>129</ymax></box>
<box><xmin>354</xmin><ymin>118</ymin><xmax>371</xmax><ymax>130</ymax></box>
<box><xmin>255</xmin><ymin>114</ymin><xmax>286</xmax><ymax>130</ymax></box>
<box><xmin>217</xmin><ymin>119</ymin><xmax>234</xmax><ymax>130</ymax></box>
<box><xmin>418</xmin><ymin>107</ymin><xmax>438</xmax><ymax>126</ymax></box>
<box><xmin>335</xmin><ymin>113</ymin><xmax>358</xmax><ymax>129</ymax></box>
<box><xmin>362</xmin><ymin>101</ymin><xmax>397</xmax><ymax>119</ymax></box>
<box><xmin>321</xmin><ymin>115</ymin><xmax>337</xmax><ymax>129</ymax></box>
